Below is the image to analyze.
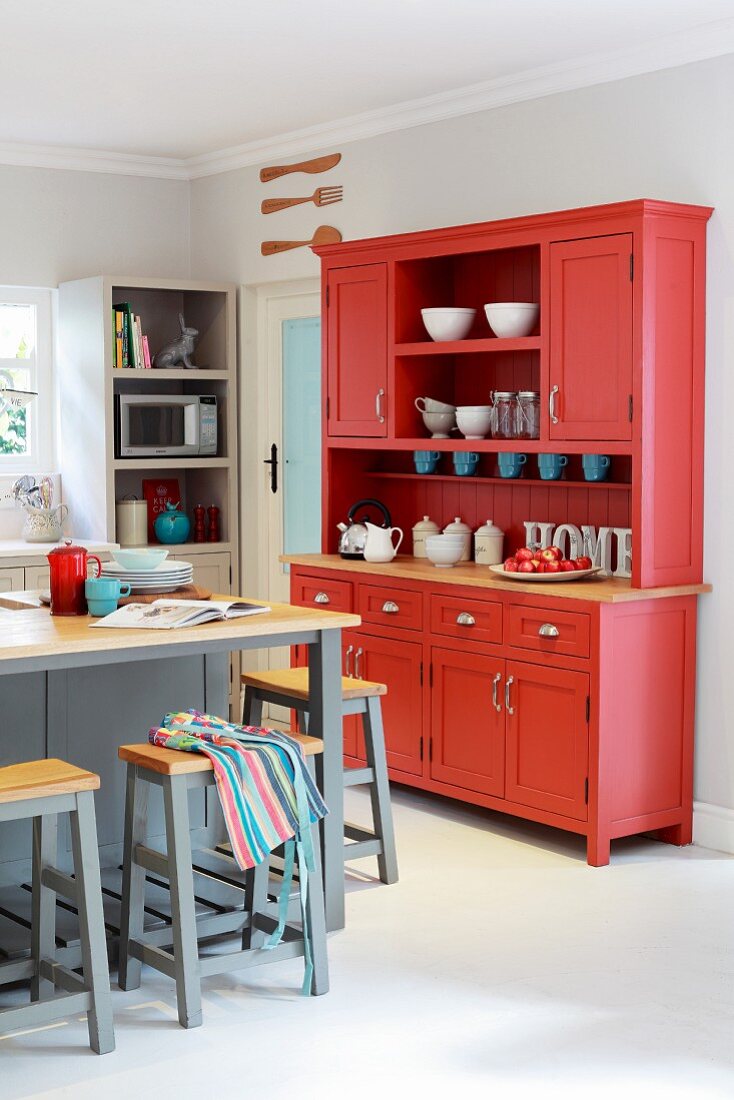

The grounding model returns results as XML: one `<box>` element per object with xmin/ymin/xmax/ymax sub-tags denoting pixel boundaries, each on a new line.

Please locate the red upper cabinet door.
<box><xmin>505</xmin><ymin>660</ymin><xmax>589</xmax><ymax>821</ymax></box>
<box><xmin>430</xmin><ymin>647</ymin><xmax>505</xmax><ymax>798</ymax></box>
<box><xmin>326</xmin><ymin>264</ymin><xmax>388</xmax><ymax>437</ymax></box>
<box><xmin>549</xmin><ymin>234</ymin><xmax>633</xmax><ymax>441</ymax></box>
<box><xmin>358</xmin><ymin>631</ymin><xmax>423</xmax><ymax>776</ymax></box>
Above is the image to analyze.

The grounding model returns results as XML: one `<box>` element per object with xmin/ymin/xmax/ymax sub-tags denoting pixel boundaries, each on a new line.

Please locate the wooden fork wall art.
<box><xmin>260</xmin><ymin>152</ymin><xmax>343</xmax><ymax>255</ymax></box>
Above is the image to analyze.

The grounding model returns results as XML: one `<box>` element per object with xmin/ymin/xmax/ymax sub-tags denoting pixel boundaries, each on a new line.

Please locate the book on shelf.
<box><xmin>90</xmin><ymin>598</ymin><xmax>271</xmax><ymax>630</ymax></box>
<box><xmin>112</xmin><ymin>303</ymin><xmax>152</xmax><ymax>369</ymax></box>
<box><xmin>142</xmin><ymin>477</ymin><xmax>181</xmax><ymax>541</ymax></box>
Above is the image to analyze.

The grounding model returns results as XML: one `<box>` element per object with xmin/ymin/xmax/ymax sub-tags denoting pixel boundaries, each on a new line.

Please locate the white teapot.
<box><xmin>363</xmin><ymin>520</ymin><xmax>404</xmax><ymax>563</ymax></box>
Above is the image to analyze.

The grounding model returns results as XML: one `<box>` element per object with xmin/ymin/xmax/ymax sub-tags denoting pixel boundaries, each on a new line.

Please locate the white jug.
<box><xmin>363</xmin><ymin>521</ymin><xmax>404</xmax><ymax>563</ymax></box>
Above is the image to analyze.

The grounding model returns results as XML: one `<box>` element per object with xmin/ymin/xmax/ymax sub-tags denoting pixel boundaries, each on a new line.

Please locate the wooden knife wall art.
<box><xmin>260</xmin><ymin>152</ymin><xmax>343</xmax><ymax>256</ymax></box>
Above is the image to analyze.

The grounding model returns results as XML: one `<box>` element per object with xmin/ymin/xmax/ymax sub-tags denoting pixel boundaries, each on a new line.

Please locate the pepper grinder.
<box><xmin>193</xmin><ymin>504</ymin><xmax>206</xmax><ymax>543</ymax></box>
<box><xmin>207</xmin><ymin>504</ymin><xmax>220</xmax><ymax>542</ymax></box>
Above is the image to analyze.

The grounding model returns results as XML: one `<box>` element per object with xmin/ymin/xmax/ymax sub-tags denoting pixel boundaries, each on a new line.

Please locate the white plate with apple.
<box><xmin>489</xmin><ymin>546</ymin><xmax>602</xmax><ymax>581</ymax></box>
<box><xmin>489</xmin><ymin>564</ymin><xmax>601</xmax><ymax>582</ymax></box>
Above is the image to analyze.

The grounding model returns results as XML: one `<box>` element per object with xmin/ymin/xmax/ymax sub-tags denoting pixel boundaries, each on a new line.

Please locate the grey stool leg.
<box><xmin>242</xmin><ymin>860</ymin><xmax>269</xmax><ymax>950</ymax></box>
<box><xmin>162</xmin><ymin>775</ymin><xmax>202</xmax><ymax>1029</ymax></box>
<box><xmin>30</xmin><ymin>813</ymin><xmax>57</xmax><ymax>1002</ymax></box>
<box><xmin>69</xmin><ymin>791</ymin><xmax>115</xmax><ymax>1055</ymax></box>
<box><xmin>242</xmin><ymin>686</ymin><xmax>264</xmax><ymax>726</ymax></box>
<box><xmin>305</xmin><ymin>758</ymin><xmax>329</xmax><ymax>996</ymax></box>
<box><xmin>118</xmin><ymin>764</ymin><xmax>149</xmax><ymax>991</ymax></box>
<box><xmin>363</xmin><ymin>697</ymin><xmax>399</xmax><ymax>885</ymax></box>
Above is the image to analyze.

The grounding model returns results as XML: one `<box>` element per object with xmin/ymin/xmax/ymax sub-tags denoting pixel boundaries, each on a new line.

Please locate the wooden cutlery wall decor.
<box><xmin>260</xmin><ymin>152</ymin><xmax>342</xmax><ymax>255</ymax></box>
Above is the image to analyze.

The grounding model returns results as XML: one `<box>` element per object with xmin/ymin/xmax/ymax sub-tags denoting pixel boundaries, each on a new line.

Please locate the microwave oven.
<box><xmin>115</xmin><ymin>394</ymin><xmax>218</xmax><ymax>458</ymax></box>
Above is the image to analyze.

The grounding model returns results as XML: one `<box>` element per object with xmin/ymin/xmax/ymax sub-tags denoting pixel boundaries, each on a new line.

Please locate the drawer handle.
<box><xmin>538</xmin><ymin>623</ymin><xmax>559</xmax><ymax>638</ymax></box>
<box><xmin>382</xmin><ymin>600</ymin><xmax>400</xmax><ymax>614</ymax></box>
<box><xmin>345</xmin><ymin>644</ymin><xmax>354</xmax><ymax>678</ymax></box>
<box><xmin>354</xmin><ymin>647</ymin><xmax>363</xmax><ymax>679</ymax></box>
<box><xmin>313</xmin><ymin>592</ymin><xmax>330</xmax><ymax>605</ymax></box>
<box><xmin>549</xmin><ymin>384</ymin><xmax>560</xmax><ymax>425</ymax></box>
<box><xmin>456</xmin><ymin>612</ymin><xmax>475</xmax><ymax>627</ymax></box>
<box><xmin>505</xmin><ymin>675</ymin><xmax>514</xmax><ymax>716</ymax></box>
<box><xmin>492</xmin><ymin>672</ymin><xmax>502</xmax><ymax>713</ymax></box>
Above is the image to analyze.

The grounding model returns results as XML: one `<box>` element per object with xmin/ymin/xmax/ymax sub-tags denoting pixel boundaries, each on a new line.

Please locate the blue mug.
<box><xmin>414</xmin><ymin>449</ymin><xmax>441</xmax><ymax>474</ymax></box>
<box><xmin>582</xmin><ymin>454</ymin><xmax>611</xmax><ymax>482</ymax></box>
<box><xmin>452</xmin><ymin>452</ymin><xmax>479</xmax><ymax>477</ymax></box>
<box><xmin>497</xmin><ymin>453</ymin><xmax>527</xmax><ymax>479</ymax></box>
<box><xmin>538</xmin><ymin>454</ymin><xmax>568</xmax><ymax>481</ymax></box>
<box><xmin>85</xmin><ymin>576</ymin><xmax>132</xmax><ymax>617</ymax></box>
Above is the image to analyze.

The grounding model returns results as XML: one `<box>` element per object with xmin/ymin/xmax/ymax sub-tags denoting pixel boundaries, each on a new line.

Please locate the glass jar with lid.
<box><xmin>490</xmin><ymin>391</ymin><xmax>518</xmax><ymax>440</ymax></box>
<box><xmin>516</xmin><ymin>391</ymin><xmax>540</xmax><ymax>440</ymax></box>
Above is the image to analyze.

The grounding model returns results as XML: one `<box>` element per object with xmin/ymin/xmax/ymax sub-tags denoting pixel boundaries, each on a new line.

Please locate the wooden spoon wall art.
<box><xmin>261</xmin><ymin>225</ymin><xmax>342</xmax><ymax>256</ymax></box>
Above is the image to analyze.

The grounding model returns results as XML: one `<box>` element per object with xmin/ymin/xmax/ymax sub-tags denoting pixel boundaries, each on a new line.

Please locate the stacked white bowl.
<box><xmin>484</xmin><ymin>302</ymin><xmax>539</xmax><ymax>338</ymax></box>
<box><xmin>424</xmin><ymin>534</ymin><xmax>466</xmax><ymax>568</ymax></box>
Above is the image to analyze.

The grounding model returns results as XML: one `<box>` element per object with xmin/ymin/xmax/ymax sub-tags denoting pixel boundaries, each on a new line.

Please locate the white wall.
<box><xmin>188</xmin><ymin>53</ymin><xmax>734</xmax><ymax>840</ymax></box>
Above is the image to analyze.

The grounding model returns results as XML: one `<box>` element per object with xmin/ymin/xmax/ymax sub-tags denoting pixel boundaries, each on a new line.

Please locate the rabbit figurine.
<box><xmin>153</xmin><ymin>313</ymin><xmax>199</xmax><ymax>369</ymax></box>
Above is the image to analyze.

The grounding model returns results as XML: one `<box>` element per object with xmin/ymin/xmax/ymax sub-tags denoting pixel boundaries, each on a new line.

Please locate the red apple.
<box><xmin>547</xmin><ymin>546</ymin><xmax>563</xmax><ymax>561</ymax></box>
<box><xmin>544</xmin><ymin>560</ymin><xmax>561</xmax><ymax>573</ymax></box>
<box><xmin>539</xmin><ymin>548</ymin><xmax>557</xmax><ymax>564</ymax></box>
<box><xmin>518</xmin><ymin>560</ymin><xmax>536</xmax><ymax>573</ymax></box>
<box><xmin>530</xmin><ymin>558</ymin><xmax>541</xmax><ymax>569</ymax></box>
<box><xmin>504</xmin><ymin>558</ymin><xmax>519</xmax><ymax>572</ymax></box>
<box><xmin>536</xmin><ymin>562</ymin><xmax>547</xmax><ymax>573</ymax></box>
<box><xmin>560</xmin><ymin>560</ymin><xmax>576</xmax><ymax>572</ymax></box>
<box><xmin>515</xmin><ymin>547</ymin><xmax>533</xmax><ymax>562</ymax></box>
<box><xmin>575</xmin><ymin>556</ymin><xmax>593</xmax><ymax>570</ymax></box>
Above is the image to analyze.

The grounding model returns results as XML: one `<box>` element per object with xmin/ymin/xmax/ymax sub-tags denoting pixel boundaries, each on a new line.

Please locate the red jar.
<box><xmin>47</xmin><ymin>541</ymin><xmax>102</xmax><ymax>616</ymax></box>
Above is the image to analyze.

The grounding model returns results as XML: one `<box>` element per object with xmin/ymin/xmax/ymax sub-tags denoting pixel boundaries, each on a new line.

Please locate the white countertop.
<box><xmin>0</xmin><ymin>539</ymin><xmax>118</xmax><ymax>559</ymax></box>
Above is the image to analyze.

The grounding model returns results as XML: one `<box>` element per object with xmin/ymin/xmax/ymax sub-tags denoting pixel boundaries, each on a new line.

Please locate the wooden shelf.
<box><xmin>113</xmin><ymin>457</ymin><xmax>231</xmax><ymax>470</ymax></box>
<box><xmin>394</xmin><ymin>336</ymin><xmax>541</xmax><ymax>356</ymax></box>
<box><xmin>111</xmin><ymin>369</ymin><xmax>230</xmax><ymax>381</ymax></box>
<box><xmin>368</xmin><ymin>471</ymin><xmax>631</xmax><ymax>490</ymax></box>
<box><xmin>134</xmin><ymin>542</ymin><xmax>233</xmax><ymax>555</ymax></box>
<box><xmin>327</xmin><ymin>437</ymin><xmax>635</xmax><ymax>455</ymax></box>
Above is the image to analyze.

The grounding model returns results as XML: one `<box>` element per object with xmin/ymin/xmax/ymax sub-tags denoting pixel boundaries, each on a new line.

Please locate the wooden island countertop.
<box><xmin>282</xmin><ymin>554</ymin><xmax>712</xmax><ymax>603</ymax></box>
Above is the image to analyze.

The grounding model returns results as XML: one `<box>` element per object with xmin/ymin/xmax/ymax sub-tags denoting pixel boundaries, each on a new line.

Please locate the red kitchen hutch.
<box><xmin>287</xmin><ymin>199</ymin><xmax>712</xmax><ymax>865</ymax></box>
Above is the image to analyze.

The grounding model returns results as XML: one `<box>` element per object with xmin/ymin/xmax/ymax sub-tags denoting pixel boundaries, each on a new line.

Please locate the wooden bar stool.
<box><xmin>0</xmin><ymin>760</ymin><xmax>114</xmax><ymax>1054</ymax></box>
<box><xmin>117</xmin><ymin>735</ymin><xmax>328</xmax><ymax>1030</ymax></box>
<box><xmin>241</xmin><ymin>668</ymin><xmax>399</xmax><ymax>886</ymax></box>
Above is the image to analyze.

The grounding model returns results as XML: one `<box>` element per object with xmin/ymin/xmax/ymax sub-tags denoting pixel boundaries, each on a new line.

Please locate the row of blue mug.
<box><xmin>414</xmin><ymin>450</ymin><xmax>611</xmax><ymax>481</ymax></box>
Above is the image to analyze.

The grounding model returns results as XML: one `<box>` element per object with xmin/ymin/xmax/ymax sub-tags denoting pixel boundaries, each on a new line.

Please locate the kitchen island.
<box><xmin>0</xmin><ymin>596</ymin><xmax>359</xmax><ymax>956</ymax></box>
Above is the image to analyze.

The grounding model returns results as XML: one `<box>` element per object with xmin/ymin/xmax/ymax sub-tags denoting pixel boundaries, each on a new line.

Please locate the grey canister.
<box><xmin>412</xmin><ymin>515</ymin><xmax>439</xmax><ymax>558</ymax></box>
<box><xmin>116</xmin><ymin>498</ymin><xmax>148</xmax><ymax>547</ymax></box>
<box><xmin>474</xmin><ymin>519</ymin><xmax>504</xmax><ymax>565</ymax></box>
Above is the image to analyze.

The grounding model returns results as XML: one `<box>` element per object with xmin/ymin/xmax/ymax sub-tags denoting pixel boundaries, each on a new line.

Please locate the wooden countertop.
<box><xmin>283</xmin><ymin>555</ymin><xmax>712</xmax><ymax>604</ymax></box>
<box><xmin>0</xmin><ymin>593</ymin><xmax>360</xmax><ymax>672</ymax></box>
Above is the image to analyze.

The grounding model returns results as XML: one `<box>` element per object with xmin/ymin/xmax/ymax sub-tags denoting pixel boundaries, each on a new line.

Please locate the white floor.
<box><xmin>2</xmin><ymin>786</ymin><xmax>734</xmax><ymax>1100</ymax></box>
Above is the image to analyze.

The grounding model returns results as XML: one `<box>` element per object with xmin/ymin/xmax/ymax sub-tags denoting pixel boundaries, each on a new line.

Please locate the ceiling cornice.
<box><xmin>1</xmin><ymin>17</ymin><xmax>733</xmax><ymax>182</ymax></box>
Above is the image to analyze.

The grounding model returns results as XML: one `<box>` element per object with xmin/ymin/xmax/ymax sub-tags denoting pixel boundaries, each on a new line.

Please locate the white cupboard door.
<box><xmin>24</xmin><ymin>565</ymin><xmax>50</xmax><ymax>590</ymax></box>
<box><xmin>0</xmin><ymin>567</ymin><xmax>25</xmax><ymax>592</ymax></box>
<box><xmin>170</xmin><ymin>552</ymin><xmax>231</xmax><ymax>594</ymax></box>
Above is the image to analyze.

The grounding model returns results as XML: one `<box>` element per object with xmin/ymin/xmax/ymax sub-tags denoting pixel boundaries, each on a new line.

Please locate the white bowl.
<box><xmin>415</xmin><ymin>396</ymin><xmax>456</xmax><ymax>414</ymax></box>
<box><xmin>421</xmin><ymin>308</ymin><xmax>476</xmax><ymax>342</ymax></box>
<box><xmin>424</xmin><ymin>537</ymin><xmax>465</xmax><ymax>568</ymax></box>
<box><xmin>456</xmin><ymin>405</ymin><xmax>493</xmax><ymax>439</ymax></box>
<box><xmin>420</xmin><ymin>410</ymin><xmax>457</xmax><ymax>439</ymax></box>
<box><xmin>484</xmin><ymin>302</ymin><xmax>539</xmax><ymax>339</ymax></box>
<box><xmin>111</xmin><ymin>547</ymin><xmax>169</xmax><ymax>571</ymax></box>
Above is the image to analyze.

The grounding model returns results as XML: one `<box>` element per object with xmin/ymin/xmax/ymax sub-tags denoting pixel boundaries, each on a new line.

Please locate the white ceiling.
<box><xmin>3</xmin><ymin>0</ymin><xmax>734</xmax><ymax>177</ymax></box>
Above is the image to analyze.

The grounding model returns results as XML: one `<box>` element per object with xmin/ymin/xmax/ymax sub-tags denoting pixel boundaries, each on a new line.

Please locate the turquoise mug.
<box><xmin>452</xmin><ymin>452</ymin><xmax>479</xmax><ymax>477</ymax></box>
<box><xmin>85</xmin><ymin>576</ymin><xmax>132</xmax><ymax>617</ymax></box>
<box><xmin>538</xmin><ymin>453</ymin><xmax>568</xmax><ymax>481</ymax></box>
<box><xmin>414</xmin><ymin>449</ymin><xmax>441</xmax><ymax>474</ymax></box>
<box><xmin>582</xmin><ymin>454</ymin><xmax>611</xmax><ymax>482</ymax></box>
<box><xmin>497</xmin><ymin>453</ymin><xmax>527</xmax><ymax>479</ymax></box>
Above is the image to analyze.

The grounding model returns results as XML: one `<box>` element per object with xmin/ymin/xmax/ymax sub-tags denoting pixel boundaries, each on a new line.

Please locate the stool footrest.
<box><xmin>127</xmin><ymin>938</ymin><xmax>177</xmax><ymax>980</ymax></box>
<box><xmin>0</xmin><ymin>958</ymin><xmax>35</xmax><ymax>985</ymax></box>
<box><xmin>198</xmin><ymin>937</ymin><xmax>306</xmax><ymax>978</ymax></box>
<box><xmin>343</xmin><ymin>767</ymin><xmax>374</xmax><ymax>787</ymax></box>
<box><xmin>134</xmin><ymin>843</ymin><xmax>169</xmax><ymax>879</ymax></box>
<box><xmin>344</xmin><ymin>838</ymin><xmax>383</xmax><ymax>859</ymax></box>
<box><xmin>39</xmin><ymin>959</ymin><xmax>88</xmax><ymax>995</ymax></box>
<box><xmin>0</xmin><ymin>991</ymin><xmax>92</xmax><ymax>1034</ymax></box>
<box><xmin>41</xmin><ymin>866</ymin><xmax>78</xmax><ymax>904</ymax></box>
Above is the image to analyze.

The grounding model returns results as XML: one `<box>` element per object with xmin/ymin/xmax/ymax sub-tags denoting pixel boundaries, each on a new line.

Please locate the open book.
<box><xmin>90</xmin><ymin>598</ymin><xmax>271</xmax><ymax>630</ymax></box>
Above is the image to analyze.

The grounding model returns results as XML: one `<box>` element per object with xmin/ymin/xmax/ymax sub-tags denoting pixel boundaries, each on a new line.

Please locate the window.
<box><xmin>0</xmin><ymin>288</ymin><xmax>53</xmax><ymax>470</ymax></box>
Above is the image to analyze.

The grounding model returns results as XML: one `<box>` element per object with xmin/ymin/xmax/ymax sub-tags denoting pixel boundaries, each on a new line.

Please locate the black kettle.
<box><xmin>337</xmin><ymin>499</ymin><xmax>392</xmax><ymax>560</ymax></box>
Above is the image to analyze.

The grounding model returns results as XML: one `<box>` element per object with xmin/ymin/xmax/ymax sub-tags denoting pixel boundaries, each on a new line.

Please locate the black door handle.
<box><xmin>264</xmin><ymin>443</ymin><xmax>278</xmax><ymax>493</ymax></box>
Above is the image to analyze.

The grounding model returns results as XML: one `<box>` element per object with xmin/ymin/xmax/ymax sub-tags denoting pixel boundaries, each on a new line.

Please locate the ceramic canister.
<box><xmin>116</xmin><ymin>498</ymin><xmax>148</xmax><ymax>547</ymax></box>
<box><xmin>474</xmin><ymin>519</ymin><xmax>505</xmax><ymax>565</ymax></box>
<box><xmin>412</xmin><ymin>515</ymin><xmax>440</xmax><ymax>558</ymax></box>
<box><xmin>442</xmin><ymin>516</ymin><xmax>472</xmax><ymax>562</ymax></box>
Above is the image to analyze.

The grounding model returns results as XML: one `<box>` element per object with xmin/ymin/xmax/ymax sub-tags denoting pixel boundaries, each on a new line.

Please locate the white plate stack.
<box><xmin>101</xmin><ymin>560</ymin><xmax>194</xmax><ymax>594</ymax></box>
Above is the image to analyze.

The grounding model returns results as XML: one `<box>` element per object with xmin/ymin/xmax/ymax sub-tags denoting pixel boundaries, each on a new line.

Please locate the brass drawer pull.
<box><xmin>382</xmin><ymin>600</ymin><xmax>399</xmax><ymax>614</ymax></box>
<box><xmin>538</xmin><ymin>623</ymin><xmax>559</xmax><ymax>638</ymax></box>
<box><xmin>456</xmin><ymin>612</ymin><xmax>475</xmax><ymax>626</ymax></box>
<box><xmin>313</xmin><ymin>592</ymin><xmax>330</xmax><ymax>605</ymax></box>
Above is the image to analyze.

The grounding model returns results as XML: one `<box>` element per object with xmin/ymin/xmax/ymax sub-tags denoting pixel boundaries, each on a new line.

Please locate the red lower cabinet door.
<box><xmin>358</xmin><ymin>632</ymin><xmax>423</xmax><ymax>776</ymax></box>
<box><xmin>505</xmin><ymin>660</ymin><xmax>589</xmax><ymax>820</ymax></box>
<box><xmin>430</xmin><ymin>648</ymin><xmax>505</xmax><ymax>797</ymax></box>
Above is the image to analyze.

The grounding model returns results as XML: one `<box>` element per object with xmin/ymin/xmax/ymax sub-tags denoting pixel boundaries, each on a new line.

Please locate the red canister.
<box><xmin>47</xmin><ymin>541</ymin><xmax>102</xmax><ymax>616</ymax></box>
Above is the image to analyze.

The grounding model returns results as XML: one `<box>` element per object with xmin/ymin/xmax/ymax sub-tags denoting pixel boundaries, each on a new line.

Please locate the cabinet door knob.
<box><xmin>456</xmin><ymin>612</ymin><xmax>475</xmax><ymax>626</ymax></box>
<box><xmin>382</xmin><ymin>600</ymin><xmax>399</xmax><ymax>614</ymax></box>
<box><xmin>492</xmin><ymin>672</ymin><xmax>502</xmax><ymax>713</ymax></box>
<box><xmin>538</xmin><ymin>623</ymin><xmax>559</xmax><ymax>638</ymax></box>
<box><xmin>345</xmin><ymin>644</ymin><xmax>354</xmax><ymax>677</ymax></box>
<box><xmin>375</xmin><ymin>388</ymin><xmax>385</xmax><ymax>423</ymax></box>
<box><xmin>505</xmin><ymin>675</ymin><xmax>515</xmax><ymax>716</ymax></box>
<box><xmin>313</xmin><ymin>591</ymin><xmax>330</xmax><ymax>604</ymax></box>
<box><xmin>549</xmin><ymin>384</ymin><xmax>560</xmax><ymax>425</ymax></box>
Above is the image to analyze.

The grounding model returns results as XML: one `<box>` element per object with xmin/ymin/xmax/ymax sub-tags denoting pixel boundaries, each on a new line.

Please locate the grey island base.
<box><xmin>0</xmin><ymin>598</ymin><xmax>359</xmax><ymax>962</ymax></box>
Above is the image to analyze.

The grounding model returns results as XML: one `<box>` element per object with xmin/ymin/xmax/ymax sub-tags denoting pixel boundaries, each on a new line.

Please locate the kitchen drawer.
<box><xmin>507</xmin><ymin>604</ymin><xmax>591</xmax><ymax>659</ymax></box>
<box><xmin>292</xmin><ymin>574</ymin><xmax>353</xmax><ymax>613</ymax></box>
<box><xmin>430</xmin><ymin>592</ymin><xmax>502</xmax><ymax>646</ymax></box>
<box><xmin>357</xmin><ymin>584</ymin><xmax>422</xmax><ymax>632</ymax></box>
